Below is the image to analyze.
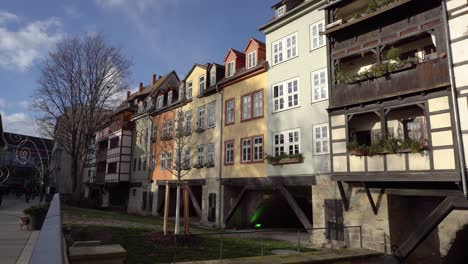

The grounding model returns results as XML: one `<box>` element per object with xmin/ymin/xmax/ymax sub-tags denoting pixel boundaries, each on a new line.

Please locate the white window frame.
<box><xmin>253</xmin><ymin>91</ymin><xmax>263</xmax><ymax>118</ymax></box>
<box><xmin>197</xmin><ymin>144</ymin><xmax>204</xmax><ymax>165</ymax></box>
<box><xmin>156</xmin><ymin>96</ymin><xmax>164</xmax><ymax>109</ymax></box>
<box><xmin>241</xmin><ymin>138</ymin><xmax>252</xmax><ymax>163</ymax></box>
<box><xmin>313</xmin><ymin>123</ymin><xmax>329</xmax><ymax>155</ymax></box>
<box><xmin>311</xmin><ymin>68</ymin><xmax>328</xmax><ymax>102</ymax></box>
<box><xmin>207</xmin><ymin>143</ymin><xmax>215</xmax><ymax>165</ymax></box>
<box><xmin>199</xmin><ymin>75</ymin><xmax>205</xmax><ymax>95</ymax></box>
<box><xmin>247</xmin><ymin>51</ymin><xmax>257</xmax><ymax>69</ymax></box>
<box><xmin>271</xmin><ymin>32</ymin><xmax>298</xmax><ymax>66</ymax></box>
<box><xmin>253</xmin><ymin>136</ymin><xmax>263</xmax><ymax>161</ymax></box>
<box><xmin>187</xmin><ymin>81</ymin><xmax>193</xmax><ymax>99</ymax></box>
<box><xmin>227</xmin><ymin>61</ymin><xmax>235</xmax><ymax>77</ymax></box>
<box><xmin>207</xmin><ymin>101</ymin><xmax>216</xmax><ymax>128</ymax></box>
<box><xmin>167</xmin><ymin>90</ymin><xmax>173</xmax><ymax>105</ymax></box>
<box><xmin>241</xmin><ymin>94</ymin><xmax>252</xmax><ymax>121</ymax></box>
<box><xmin>225</xmin><ymin>141</ymin><xmax>234</xmax><ymax>164</ymax></box>
<box><xmin>198</xmin><ymin>106</ymin><xmax>206</xmax><ymax>129</ymax></box>
<box><xmin>183</xmin><ymin>148</ymin><xmax>190</xmax><ymax>167</ymax></box>
<box><xmin>277</xmin><ymin>6</ymin><xmax>285</xmax><ymax>17</ymax></box>
<box><xmin>310</xmin><ymin>20</ymin><xmax>326</xmax><ymax>50</ymax></box>
<box><xmin>185</xmin><ymin>111</ymin><xmax>192</xmax><ymax>133</ymax></box>
<box><xmin>272</xmin><ymin>77</ymin><xmax>300</xmax><ymax>112</ymax></box>
<box><xmin>225</xmin><ymin>99</ymin><xmax>235</xmax><ymax>124</ymax></box>
<box><xmin>273</xmin><ymin>128</ymin><xmax>301</xmax><ymax>156</ymax></box>
<box><xmin>210</xmin><ymin>68</ymin><xmax>216</xmax><ymax>86</ymax></box>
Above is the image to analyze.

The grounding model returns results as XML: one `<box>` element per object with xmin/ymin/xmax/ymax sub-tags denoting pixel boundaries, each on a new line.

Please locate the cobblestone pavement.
<box><xmin>0</xmin><ymin>195</ymin><xmax>41</xmax><ymax>264</ymax></box>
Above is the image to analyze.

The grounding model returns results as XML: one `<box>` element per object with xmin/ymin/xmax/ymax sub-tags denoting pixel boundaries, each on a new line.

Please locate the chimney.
<box><xmin>158</xmin><ymin>75</ymin><xmax>163</xmax><ymax>80</ymax></box>
<box><xmin>126</xmin><ymin>91</ymin><xmax>130</xmax><ymax>99</ymax></box>
<box><xmin>138</xmin><ymin>82</ymin><xmax>143</xmax><ymax>93</ymax></box>
<box><xmin>152</xmin><ymin>74</ymin><xmax>157</xmax><ymax>85</ymax></box>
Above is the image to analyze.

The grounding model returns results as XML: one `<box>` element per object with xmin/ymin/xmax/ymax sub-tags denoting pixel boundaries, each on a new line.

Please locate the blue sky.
<box><xmin>0</xmin><ymin>0</ymin><xmax>277</xmax><ymax>136</ymax></box>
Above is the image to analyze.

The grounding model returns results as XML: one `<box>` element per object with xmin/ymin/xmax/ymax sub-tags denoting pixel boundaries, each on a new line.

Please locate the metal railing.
<box><xmin>122</xmin><ymin>226</ymin><xmax>362</xmax><ymax>264</ymax></box>
<box><xmin>30</xmin><ymin>193</ymin><xmax>65</xmax><ymax>264</ymax></box>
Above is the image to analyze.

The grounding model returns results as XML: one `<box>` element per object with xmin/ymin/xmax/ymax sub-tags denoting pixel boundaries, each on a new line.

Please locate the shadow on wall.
<box><xmin>442</xmin><ymin>224</ymin><xmax>468</xmax><ymax>264</ymax></box>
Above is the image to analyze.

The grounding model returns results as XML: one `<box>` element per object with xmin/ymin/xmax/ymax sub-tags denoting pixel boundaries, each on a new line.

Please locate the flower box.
<box><xmin>195</xmin><ymin>128</ymin><xmax>205</xmax><ymax>134</ymax></box>
<box><xmin>193</xmin><ymin>164</ymin><xmax>204</xmax><ymax>169</ymax></box>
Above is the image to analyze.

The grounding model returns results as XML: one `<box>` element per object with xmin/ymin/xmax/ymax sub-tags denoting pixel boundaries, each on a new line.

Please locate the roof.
<box><xmin>272</xmin><ymin>0</ymin><xmax>300</xmax><ymax>9</ymax></box>
<box><xmin>183</xmin><ymin>63</ymin><xmax>208</xmax><ymax>81</ymax></box>
<box><xmin>259</xmin><ymin>0</ymin><xmax>324</xmax><ymax>32</ymax></box>
<box><xmin>148</xmin><ymin>70</ymin><xmax>180</xmax><ymax>97</ymax></box>
<box><xmin>216</xmin><ymin>60</ymin><xmax>268</xmax><ymax>88</ymax></box>
<box><xmin>243</xmin><ymin>38</ymin><xmax>266</xmax><ymax>53</ymax></box>
<box><xmin>3</xmin><ymin>132</ymin><xmax>54</xmax><ymax>152</ymax></box>
<box><xmin>223</xmin><ymin>48</ymin><xmax>245</xmax><ymax>62</ymax></box>
<box><xmin>207</xmin><ymin>63</ymin><xmax>225</xmax><ymax>70</ymax></box>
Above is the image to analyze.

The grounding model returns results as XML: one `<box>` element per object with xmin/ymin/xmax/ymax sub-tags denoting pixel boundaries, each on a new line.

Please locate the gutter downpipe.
<box><xmin>216</xmin><ymin>83</ymin><xmax>224</xmax><ymax>228</ymax></box>
<box><xmin>442</xmin><ymin>0</ymin><xmax>468</xmax><ymax>197</ymax></box>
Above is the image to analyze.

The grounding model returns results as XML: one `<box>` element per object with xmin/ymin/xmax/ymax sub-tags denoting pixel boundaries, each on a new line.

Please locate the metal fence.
<box><xmin>122</xmin><ymin>226</ymin><xmax>362</xmax><ymax>264</ymax></box>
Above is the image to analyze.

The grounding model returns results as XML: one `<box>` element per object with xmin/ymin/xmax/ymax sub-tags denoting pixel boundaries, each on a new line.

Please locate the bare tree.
<box><xmin>33</xmin><ymin>34</ymin><xmax>131</xmax><ymax>199</ymax></box>
<box><xmin>153</xmin><ymin>107</ymin><xmax>212</xmax><ymax>234</ymax></box>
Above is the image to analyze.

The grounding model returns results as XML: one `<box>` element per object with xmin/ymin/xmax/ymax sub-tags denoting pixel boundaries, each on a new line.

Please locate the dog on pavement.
<box><xmin>20</xmin><ymin>216</ymin><xmax>30</xmax><ymax>230</ymax></box>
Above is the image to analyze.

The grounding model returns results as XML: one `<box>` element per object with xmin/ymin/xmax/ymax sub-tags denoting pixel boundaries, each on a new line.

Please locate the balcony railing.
<box><xmin>330</xmin><ymin>58</ymin><xmax>449</xmax><ymax>108</ymax></box>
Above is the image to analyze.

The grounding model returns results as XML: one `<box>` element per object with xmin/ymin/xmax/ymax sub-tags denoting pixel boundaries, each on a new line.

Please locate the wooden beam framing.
<box><xmin>337</xmin><ymin>181</ymin><xmax>349</xmax><ymax>211</ymax></box>
<box><xmin>393</xmin><ymin>197</ymin><xmax>468</xmax><ymax>261</ymax></box>
<box><xmin>224</xmin><ymin>186</ymin><xmax>248</xmax><ymax>225</ymax></box>
<box><xmin>362</xmin><ymin>182</ymin><xmax>378</xmax><ymax>215</ymax></box>
<box><xmin>187</xmin><ymin>186</ymin><xmax>202</xmax><ymax>218</ymax></box>
<box><xmin>277</xmin><ymin>185</ymin><xmax>312</xmax><ymax>230</ymax></box>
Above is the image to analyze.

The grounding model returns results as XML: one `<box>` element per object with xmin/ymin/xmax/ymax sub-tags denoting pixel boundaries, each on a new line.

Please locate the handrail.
<box><xmin>29</xmin><ymin>193</ymin><xmax>65</xmax><ymax>264</ymax></box>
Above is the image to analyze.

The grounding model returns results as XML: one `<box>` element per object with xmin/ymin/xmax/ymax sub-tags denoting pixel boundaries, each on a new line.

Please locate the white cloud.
<box><xmin>0</xmin><ymin>11</ymin><xmax>18</xmax><ymax>25</ymax></box>
<box><xmin>19</xmin><ymin>100</ymin><xmax>29</xmax><ymax>109</ymax></box>
<box><xmin>64</xmin><ymin>5</ymin><xmax>82</xmax><ymax>19</ymax></box>
<box><xmin>0</xmin><ymin>98</ymin><xmax>7</xmax><ymax>109</ymax></box>
<box><xmin>1</xmin><ymin>111</ymin><xmax>39</xmax><ymax>137</ymax></box>
<box><xmin>0</xmin><ymin>11</ymin><xmax>63</xmax><ymax>71</ymax></box>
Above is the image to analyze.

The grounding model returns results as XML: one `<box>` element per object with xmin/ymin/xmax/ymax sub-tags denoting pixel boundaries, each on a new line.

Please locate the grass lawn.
<box><xmin>63</xmin><ymin>207</ymin><xmax>317</xmax><ymax>263</ymax></box>
<box><xmin>67</xmin><ymin>225</ymin><xmax>316</xmax><ymax>264</ymax></box>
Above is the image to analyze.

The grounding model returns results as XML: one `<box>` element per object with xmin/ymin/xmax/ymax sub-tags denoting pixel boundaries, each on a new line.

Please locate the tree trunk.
<box><xmin>184</xmin><ymin>184</ymin><xmax>189</xmax><ymax>235</ymax></box>
<box><xmin>174</xmin><ymin>185</ymin><xmax>181</xmax><ymax>235</ymax></box>
<box><xmin>163</xmin><ymin>181</ymin><xmax>170</xmax><ymax>235</ymax></box>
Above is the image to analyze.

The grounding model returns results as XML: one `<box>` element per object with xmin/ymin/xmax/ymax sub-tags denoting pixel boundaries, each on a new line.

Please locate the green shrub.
<box><xmin>24</xmin><ymin>203</ymin><xmax>50</xmax><ymax>216</ymax></box>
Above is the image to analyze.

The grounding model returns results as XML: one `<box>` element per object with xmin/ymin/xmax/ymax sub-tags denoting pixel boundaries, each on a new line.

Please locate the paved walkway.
<box><xmin>0</xmin><ymin>195</ymin><xmax>41</xmax><ymax>264</ymax></box>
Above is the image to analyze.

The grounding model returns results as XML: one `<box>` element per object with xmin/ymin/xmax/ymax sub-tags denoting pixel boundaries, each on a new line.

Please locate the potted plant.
<box><xmin>23</xmin><ymin>203</ymin><xmax>50</xmax><ymax>230</ymax></box>
<box><xmin>193</xmin><ymin>163</ymin><xmax>204</xmax><ymax>169</ymax></box>
<box><xmin>204</xmin><ymin>161</ymin><xmax>214</xmax><ymax>168</ymax></box>
<box><xmin>195</xmin><ymin>127</ymin><xmax>205</xmax><ymax>134</ymax></box>
<box><xmin>266</xmin><ymin>153</ymin><xmax>303</xmax><ymax>165</ymax></box>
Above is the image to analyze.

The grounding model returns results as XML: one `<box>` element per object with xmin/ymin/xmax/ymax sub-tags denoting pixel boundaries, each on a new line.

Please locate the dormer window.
<box><xmin>247</xmin><ymin>51</ymin><xmax>257</xmax><ymax>69</ymax></box>
<box><xmin>210</xmin><ymin>68</ymin><xmax>216</xmax><ymax>86</ymax></box>
<box><xmin>199</xmin><ymin>75</ymin><xmax>205</xmax><ymax>94</ymax></box>
<box><xmin>156</xmin><ymin>95</ymin><xmax>163</xmax><ymax>109</ymax></box>
<box><xmin>138</xmin><ymin>102</ymin><xmax>144</xmax><ymax>113</ymax></box>
<box><xmin>277</xmin><ymin>6</ymin><xmax>285</xmax><ymax>18</ymax></box>
<box><xmin>168</xmin><ymin>91</ymin><xmax>173</xmax><ymax>105</ymax></box>
<box><xmin>227</xmin><ymin>61</ymin><xmax>235</xmax><ymax>77</ymax></box>
<box><xmin>146</xmin><ymin>97</ymin><xmax>153</xmax><ymax>109</ymax></box>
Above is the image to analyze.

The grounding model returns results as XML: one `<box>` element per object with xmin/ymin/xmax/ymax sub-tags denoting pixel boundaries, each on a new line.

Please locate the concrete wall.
<box><xmin>263</xmin><ymin>1</ymin><xmax>330</xmax><ymax>177</ymax></box>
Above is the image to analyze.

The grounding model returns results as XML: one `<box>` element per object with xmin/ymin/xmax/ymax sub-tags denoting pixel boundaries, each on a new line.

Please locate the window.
<box><xmin>210</xmin><ymin>68</ymin><xmax>216</xmax><ymax>86</ymax></box>
<box><xmin>242</xmin><ymin>95</ymin><xmax>252</xmax><ymax>120</ymax></box>
<box><xmin>227</xmin><ymin>61</ymin><xmax>235</xmax><ymax>77</ymax></box>
<box><xmin>167</xmin><ymin>91</ymin><xmax>173</xmax><ymax>105</ymax></box>
<box><xmin>162</xmin><ymin>120</ymin><xmax>173</xmax><ymax>139</ymax></box>
<box><xmin>185</xmin><ymin>111</ymin><xmax>192</xmax><ymax>133</ymax></box>
<box><xmin>160</xmin><ymin>152</ymin><xmax>172</xmax><ymax>170</ymax></box>
<box><xmin>156</xmin><ymin>96</ymin><xmax>164</xmax><ymax>108</ymax></box>
<box><xmin>242</xmin><ymin>138</ymin><xmax>251</xmax><ymax>163</ymax></box>
<box><xmin>138</xmin><ymin>156</ymin><xmax>142</xmax><ymax>170</ymax></box>
<box><xmin>312</xmin><ymin>68</ymin><xmax>328</xmax><ymax>102</ymax></box>
<box><xmin>184</xmin><ymin>148</ymin><xmax>190</xmax><ymax>167</ymax></box>
<box><xmin>107</xmin><ymin>162</ymin><xmax>117</xmax><ymax>174</ymax></box>
<box><xmin>225</xmin><ymin>141</ymin><xmax>234</xmax><ymax>164</ymax></box>
<box><xmin>277</xmin><ymin>6</ymin><xmax>285</xmax><ymax>17</ymax></box>
<box><xmin>240</xmin><ymin>136</ymin><xmax>263</xmax><ymax>163</ymax></box>
<box><xmin>133</xmin><ymin>158</ymin><xmax>137</xmax><ymax>172</ymax></box>
<box><xmin>109</xmin><ymin>137</ymin><xmax>119</xmax><ymax>149</ymax></box>
<box><xmin>310</xmin><ymin>20</ymin><xmax>325</xmax><ymax>49</ymax></box>
<box><xmin>199</xmin><ymin>75</ymin><xmax>205</xmax><ymax>95</ymax></box>
<box><xmin>178</xmin><ymin>84</ymin><xmax>184</xmax><ymax>100</ymax></box>
<box><xmin>198</xmin><ymin>106</ymin><xmax>205</xmax><ymax>129</ymax></box>
<box><xmin>273</xmin><ymin>78</ymin><xmax>299</xmax><ymax>112</ymax></box>
<box><xmin>253</xmin><ymin>91</ymin><xmax>263</xmax><ymax>118</ymax></box>
<box><xmin>273</xmin><ymin>129</ymin><xmax>300</xmax><ymax>156</ymax></box>
<box><xmin>247</xmin><ymin>51</ymin><xmax>257</xmax><ymax>69</ymax></box>
<box><xmin>207</xmin><ymin>143</ymin><xmax>215</xmax><ymax>165</ymax></box>
<box><xmin>151</xmin><ymin>125</ymin><xmax>158</xmax><ymax>139</ymax></box>
<box><xmin>253</xmin><ymin>136</ymin><xmax>264</xmax><ymax>161</ymax></box>
<box><xmin>225</xmin><ymin>99</ymin><xmax>235</xmax><ymax>125</ymax></box>
<box><xmin>207</xmin><ymin>102</ymin><xmax>216</xmax><ymax>128</ymax></box>
<box><xmin>272</xmin><ymin>32</ymin><xmax>298</xmax><ymax>65</ymax></box>
<box><xmin>187</xmin><ymin>81</ymin><xmax>193</xmax><ymax>99</ymax></box>
<box><xmin>143</xmin><ymin>156</ymin><xmax>147</xmax><ymax>170</ymax></box>
<box><xmin>314</xmin><ymin>124</ymin><xmax>329</xmax><ymax>154</ymax></box>
<box><xmin>197</xmin><ymin>145</ymin><xmax>204</xmax><ymax>165</ymax></box>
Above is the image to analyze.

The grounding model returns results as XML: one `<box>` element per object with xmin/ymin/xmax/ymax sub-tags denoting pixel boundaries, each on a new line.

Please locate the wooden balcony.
<box><xmin>330</xmin><ymin>58</ymin><xmax>450</xmax><ymax>109</ymax></box>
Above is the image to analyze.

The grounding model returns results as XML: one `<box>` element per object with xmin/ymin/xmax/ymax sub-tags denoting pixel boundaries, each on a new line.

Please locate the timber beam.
<box><xmin>337</xmin><ymin>181</ymin><xmax>349</xmax><ymax>211</ymax></box>
<box><xmin>187</xmin><ymin>186</ymin><xmax>202</xmax><ymax>218</ymax></box>
<box><xmin>277</xmin><ymin>185</ymin><xmax>312</xmax><ymax>230</ymax></box>
<box><xmin>223</xmin><ymin>186</ymin><xmax>249</xmax><ymax>226</ymax></box>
